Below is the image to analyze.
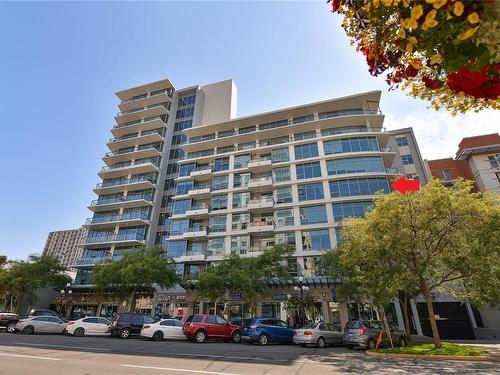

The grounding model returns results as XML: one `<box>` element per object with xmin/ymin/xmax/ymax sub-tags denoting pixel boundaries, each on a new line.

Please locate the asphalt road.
<box><xmin>0</xmin><ymin>331</ymin><xmax>497</xmax><ymax>374</ymax></box>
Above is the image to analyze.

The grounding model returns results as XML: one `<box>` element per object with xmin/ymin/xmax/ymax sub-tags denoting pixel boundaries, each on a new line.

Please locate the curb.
<box><xmin>366</xmin><ymin>350</ymin><xmax>499</xmax><ymax>362</ymax></box>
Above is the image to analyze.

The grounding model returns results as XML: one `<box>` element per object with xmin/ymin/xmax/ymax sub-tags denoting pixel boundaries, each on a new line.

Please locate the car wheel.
<box><xmin>258</xmin><ymin>334</ymin><xmax>269</xmax><ymax>346</ymax></box>
<box><xmin>6</xmin><ymin>322</ymin><xmax>17</xmax><ymax>333</ymax></box>
<box><xmin>120</xmin><ymin>328</ymin><xmax>131</xmax><ymax>339</ymax></box>
<box><xmin>231</xmin><ymin>331</ymin><xmax>241</xmax><ymax>343</ymax></box>
<box><xmin>367</xmin><ymin>338</ymin><xmax>376</xmax><ymax>350</ymax></box>
<box><xmin>74</xmin><ymin>327</ymin><xmax>85</xmax><ymax>337</ymax></box>
<box><xmin>152</xmin><ymin>331</ymin><xmax>164</xmax><ymax>341</ymax></box>
<box><xmin>399</xmin><ymin>337</ymin><xmax>407</xmax><ymax>347</ymax></box>
<box><xmin>317</xmin><ymin>337</ymin><xmax>326</xmax><ymax>348</ymax></box>
<box><xmin>23</xmin><ymin>325</ymin><xmax>34</xmax><ymax>335</ymax></box>
<box><xmin>195</xmin><ymin>330</ymin><xmax>206</xmax><ymax>343</ymax></box>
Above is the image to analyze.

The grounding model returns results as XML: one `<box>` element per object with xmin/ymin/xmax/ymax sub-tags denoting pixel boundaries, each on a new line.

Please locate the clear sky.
<box><xmin>0</xmin><ymin>1</ymin><xmax>498</xmax><ymax>260</ymax></box>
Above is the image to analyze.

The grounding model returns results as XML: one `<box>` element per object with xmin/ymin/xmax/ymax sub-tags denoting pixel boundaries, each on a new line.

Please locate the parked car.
<box><xmin>110</xmin><ymin>313</ymin><xmax>156</xmax><ymax>339</ymax></box>
<box><xmin>15</xmin><ymin>316</ymin><xmax>67</xmax><ymax>334</ymax></box>
<box><xmin>293</xmin><ymin>321</ymin><xmax>343</xmax><ymax>348</ymax></box>
<box><xmin>343</xmin><ymin>320</ymin><xmax>408</xmax><ymax>349</ymax></box>
<box><xmin>141</xmin><ymin>318</ymin><xmax>186</xmax><ymax>341</ymax></box>
<box><xmin>28</xmin><ymin>309</ymin><xmax>68</xmax><ymax>322</ymax></box>
<box><xmin>242</xmin><ymin>317</ymin><xmax>294</xmax><ymax>345</ymax></box>
<box><xmin>183</xmin><ymin>314</ymin><xmax>242</xmax><ymax>343</ymax></box>
<box><xmin>66</xmin><ymin>317</ymin><xmax>111</xmax><ymax>337</ymax></box>
<box><xmin>0</xmin><ymin>313</ymin><xmax>20</xmax><ymax>333</ymax></box>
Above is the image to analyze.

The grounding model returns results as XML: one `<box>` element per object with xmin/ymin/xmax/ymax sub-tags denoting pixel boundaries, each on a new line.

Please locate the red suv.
<box><xmin>183</xmin><ymin>314</ymin><xmax>242</xmax><ymax>343</ymax></box>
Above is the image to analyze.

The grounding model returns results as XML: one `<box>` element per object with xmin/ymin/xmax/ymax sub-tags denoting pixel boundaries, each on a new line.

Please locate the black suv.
<box><xmin>110</xmin><ymin>313</ymin><xmax>156</xmax><ymax>338</ymax></box>
<box><xmin>0</xmin><ymin>313</ymin><xmax>20</xmax><ymax>333</ymax></box>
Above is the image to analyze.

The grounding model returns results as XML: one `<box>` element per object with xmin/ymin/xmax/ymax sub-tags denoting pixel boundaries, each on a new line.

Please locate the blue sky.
<box><xmin>0</xmin><ymin>1</ymin><xmax>498</xmax><ymax>260</ymax></box>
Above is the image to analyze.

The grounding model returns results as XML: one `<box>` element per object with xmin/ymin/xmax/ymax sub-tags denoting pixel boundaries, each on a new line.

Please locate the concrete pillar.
<box><xmin>321</xmin><ymin>301</ymin><xmax>330</xmax><ymax>323</ymax></box>
<box><xmin>199</xmin><ymin>301</ymin><xmax>204</xmax><ymax>315</ymax></box>
<box><xmin>465</xmin><ymin>302</ymin><xmax>478</xmax><ymax>328</ymax></box>
<box><xmin>410</xmin><ymin>299</ymin><xmax>423</xmax><ymax>336</ymax></box>
<box><xmin>339</xmin><ymin>302</ymin><xmax>349</xmax><ymax>328</ymax></box>
<box><xmin>393</xmin><ymin>299</ymin><xmax>405</xmax><ymax>330</ymax></box>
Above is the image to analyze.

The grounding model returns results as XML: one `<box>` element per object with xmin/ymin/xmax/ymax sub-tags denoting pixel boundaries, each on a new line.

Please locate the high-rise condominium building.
<box><xmin>43</xmin><ymin>227</ymin><xmax>88</xmax><ymax>270</ymax></box>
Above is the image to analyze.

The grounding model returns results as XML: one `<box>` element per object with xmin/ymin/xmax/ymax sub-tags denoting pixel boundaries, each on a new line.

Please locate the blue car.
<box><xmin>242</xmin><ymin>317</ymin><xmax>294</xmax><ymax>345</ymax></box>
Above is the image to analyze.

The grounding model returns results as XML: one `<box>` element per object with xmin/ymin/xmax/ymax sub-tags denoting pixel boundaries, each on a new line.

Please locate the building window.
<box><xmin>326</xmin><ymin>156</ymin><xmax>385</xmax><ymax>175</ymax></box>
<box><xmin>233</xmin><ymin>173</ymin><xmax>250</xmax><ymax>188</ymax></box>
<box><xmin>300</xmin><ymin>205</ymin><xmax>328</xmax><ymax>225</ymax></box>
<box><xmin>178</xmin><ymin>94</ymin><xmax>196</xmax><ymax>107</ymax></box>
<box><xmin>179</xmin><ymin>163</ymin><xmax>196</xmax><ymax>177</ymax></box>
<box><xmin>176</xmin><ymin>107</ymin><xmax>194</xmax><ymax>119</ymax></box>
<box><xmin>168</xmin><ymin>241</ymin><xmax>187</xmax><ymax>258</ymax></box>
<box><xmin>214</xmin><ymin>157</ymin><xmax>230</xmax><ymax>172</ymax></box>
<box><xmin>321</xmin><ymin>126</ymin><xmax>368</xmax><ymax>136</ymax></box>
<box><xmin>171</xmin><ymin>219</ymin><xmax>189</xmax><ymax>235</ymax></box>
<box><xmin>302</xmin><ymin>230</ymin><xmax>331</xmax><ymax>251</ymax></box>
<box><xmin>176</xmin><ymin>181</ymin><xmax>193</xmax><ymax>195</ymax></box>
<box><xmin>294</xmin><ymin>143</ymin><xmax>319</xmax><ymax>160</ymax></box>
<box><xmin>231</xmin><ymin>236</ymin><xmax>249</xmax><ymax>255</ymax></box>
<box><xmin>401</xmin><ymin>154</ymin><xmax>414</xmax><ymax>165</ymax></box>
<box><xmin>298</xmin><ymin>183</ymin><xmax>324</xmax><ymax>201</ymax></box>
<box><xmin>273</xmin><ymin>167</ymin><xmax>291</xmax><ymax>182</ymax></box>
<box><xmin>294</xmin><ymin>131</ymin><xmax>316</xmax><ymax>141</ymax></box>
<box><xmin>271</xmin><ymin>147</ymin><xmax>289</xmax><ymax>163</ymax></box>
<box><xmin>232</xmin><ymin>213</ymin><xmax>250</xmax><ymax>230</ymax></box>
<box><xmin>274</xmin><ymin>187</ymin><xmax>293</xmax><ymax>203</ymax></box>
<box><xmin>335</xmin><ymin>228</ymin><xmax>344</xmax><ymax>246</ymax></box>
<box><xmin>488</xmin><ymin>154</ymin><xmax>500</xmax><ymax>168</ymax></box>
<box><xmin>440</xmin><ymin>169</ymin><xmax>452</xmax><ymax>180</ymax></box>
<box><xmin>275</xmin><ymin>232</ymin><xmax>296</xmax><ymax>248</ymax></box>
<box><xmin>232</xmin><ymin>192</ymin><xmax>250</xmax><ymax>208</ymax></box>
<box><xmin>296</xmin><ymin>162</ymin><xmax>322</xmax><ymax>179</ymax></box>
<box><xmin>209</xmin><ymin>216</ymin><xmax>227</xmax><ymax>233</ymax></box>
<box><xmin>207</xmin><ymin>238</ymin><xmax>225</xmax><ymax>256</ymax></box>
<box><xmin>323</xmin><ymin>137</ymin><xmax>379</xmax><ymax>155</ymax></box>
<box><xmin>274</xmin><ymin>209</ymin><xmax>294</xmax><ymax>227</ymax></box>
<box><xmin>211</xmin><ymin>195</ymin><xmax>228</xmax><ymax>210</ymax></box>
<box><xmin>329</xmin><ymin>177</ymin><xmax>390</xmax><ymax>198</ymax></box>
<box><xmin>234</xmin><ymin>154</ymin><xmax>251</xmax><ymax>169</ymax></box>
<box><xmin>173</xmin><ymin>199</ymin><xmax>191</xmax><ymax>215</ymax></box>
<box><xmin>212</xmin><ymin>175</ymin><xmax>229</xmax><ymax>190</ymax></box>
<box><xmin>174</xmin><ymin>119</ymin><xmax>193</xmax><ymax>131</ymax></box>
<box><xmin>396</xmin><ymin>137</ymin><xmax>408</xmax><ymax>147</ymax></box>
<box><xmin>332</xmin><ymin>201</ymin><xmax>373</xmax><ymax>221</ymax></box>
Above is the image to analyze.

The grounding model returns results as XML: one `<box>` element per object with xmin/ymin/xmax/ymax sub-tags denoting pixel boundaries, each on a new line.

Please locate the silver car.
<box><xmin>343</xmin><ymin>320</ymin><xmax>408</xmax><ymax>349</ymax></box>
<box><xmin>15</xmin><ymin>315</ymin><xmax>67</xmax><ymax>334</ymax></box>
<box><xmin>293</xmin><ymin>321</ymin><xmax>343</xmax><ymax>348</ymax></box>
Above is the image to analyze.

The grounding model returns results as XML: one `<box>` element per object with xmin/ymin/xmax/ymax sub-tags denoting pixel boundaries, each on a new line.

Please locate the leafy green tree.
<box><xmin>321</xmin><ymin>179</ymin><xmax>500</xmax><ymax>349</ymax></box>
<box><xmin>194</xmin><ymin>245</ymin><xmax>293</xmax><ymax>316</ymax></box>
<box><xmin>92</xmin><ymin>246</ymin><xmax>180</xmax><ymax>312</ymax></box>
<box><xmin>0</xmin><ymin>255</ymin><xmax>71</xmax><ymax>312</ymax></box>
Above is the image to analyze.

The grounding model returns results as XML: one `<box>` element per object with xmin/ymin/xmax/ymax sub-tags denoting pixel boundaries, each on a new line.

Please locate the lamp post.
<box><xmin>294</xmin><ymin>277</ymin><xmax>309</xmax><ymax>325</ymax></box>
<box><xmin>60</xmin><ymin>283</ymin><xmax>73</xmax><ymax>317</ymax></box>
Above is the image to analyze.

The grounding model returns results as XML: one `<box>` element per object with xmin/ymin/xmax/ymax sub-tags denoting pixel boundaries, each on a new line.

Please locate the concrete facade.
<box><xmin>42</xmin><ymin>227</ymin><xmax>88</xmax><ymax>270</ymax></box>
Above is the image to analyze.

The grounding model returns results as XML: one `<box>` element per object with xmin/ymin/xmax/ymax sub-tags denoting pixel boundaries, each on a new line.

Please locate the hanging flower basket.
<box><xmin>328</xmin><ymin>0</ymin><xmax>499</xmax><ymax>114</ymax></box>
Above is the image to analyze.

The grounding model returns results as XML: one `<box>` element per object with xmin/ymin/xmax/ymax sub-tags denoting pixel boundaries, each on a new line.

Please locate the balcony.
<box><xmin>118</xmin><ymin>90</ymin><xmax>172</xmax><ymax>112</ymax></box>
<box><xmin>107</xmin><ymin>131</ymin><xmax>165</xmax><ymax>151</ymax></box>
<box><xmin>103</xmin><ymin>145</ymin><xmax>161</xmax><ymax>165</ymax></box>
<box><xmin>247</xmin><ymin>221</ymin><xmax>275</xmax><ymax>233</ymax></box>
<box><xmin>88</xmin><ymin>193</ymin><xmax>153</xmax><ymax>212</ymax></box>
<box><xmin>248</xmin><ymin>157</ymin><xmax>272</xmax><ymax>170</ymax></box>
<box><xmin>94</xmin><ymin>176</ymin><xmax>156</xmax><ymax>195</ymax></box>
<box><xmin>185</xmin><ymin>205</ymin><xmax>210</xmax><ymax>218</ymax></box>
<box><xmin>115</xmin><ymin>103</ymin><xmax>170</xmax><ymax>124</ymax></box>
<box><xmin>190</xmin><ymin>166</ymin><xmax>213</xmax><ymax>179</ymax></box>
<box><xmin>72</xmin><ymin>256</ymin><xmax>111</xmax><ymax>267</ymax></box>
<box><xmin>83</xmin><ymin>232</ymin><xmax>146</xmax><ymax>247</ymax></box>
<box><xmin>248</xmin><ymin>177</ymin><xmax>273</xmax><ymax>191</ymax></box>
<box><xmin>182</xmin><ymin>227</ymin><xmax>208</xmax><ymax>239</ymax></box>
<box><xmin>187</xmin><ymin>184</ymin><xmax>212</xmax><ymax>198</ymax></box>
<box><xmin>112</xmin><ymin>116</ymin><xmax>167</xmax><ymax>138</ymax></box>
<box><xmin>247</xmin><ymin>198</ymin><xmax>274</xmax><ymax>211</ymax></box>
<box><xmin>177</xmin><ymin>251</ymin><xmax>207</xmax><ymax>262</ymax></box>
<box><xmin>84</xmin><ymin>212</ymin><xmax>150</xmax><ymax>229</ymax></box>
<box><xmin>98</xmin><ymin>160</ymin><xmax>160</xmax><ymax>179</ymax></box>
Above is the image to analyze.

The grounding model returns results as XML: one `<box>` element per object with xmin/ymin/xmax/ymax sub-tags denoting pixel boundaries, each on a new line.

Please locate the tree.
<box><xmin>92</xmin><ymin>246</ymin><xmax>180</xmax><ymax>312</ymax></box>
<box><xmin>321</xmin><ymin>178</ymin><xmax>500</xmax><ymax>349</ymax></box>
<box><xmin>0</xmin><ymin>255</ymin><xmax>71</xmax><ymax>313</ymax></box>
<box><xmin>193</xmin><ymin>245</ymin><xmax>293</xmax><ymax>316</ymax></box>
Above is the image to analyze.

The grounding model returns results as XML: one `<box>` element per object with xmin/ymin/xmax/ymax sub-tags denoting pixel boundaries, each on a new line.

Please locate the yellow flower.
<box><xmin>403</xmin><ymin>0</ymin><xmax>411</xmax><ymax>8</ymax></box>
<box><xmin>432</xmin><ymin>0</ymin><xmax>447</xmax><ymax>9</ymax></box>
<box><xmin>430</xmin><ymin>54</ymin><xmax>442</xmax><ymax>64</ymax></box>
<box><xmin>411</xmin><ymin>5</ymin><xmax>423</xmax><ymax>20</ymax></box>
<box><xmin>382</xmin><ymin>0</ymin><xmax>393</xmax><ymax>6</ymax></box>
<box><xmin>397</xmin><ymin>28</ymin><xmax>406</xmax><ymax>38</ymax></box>
<box><xmin>421</xmin><ymin>9</ymin><xmax>438</xmax><ymax>30</ymax></box>
<box><xmin>406</xmin><ymin>43</ymin><xmax>414</xmax><ymax>52</ymax></box>
<box><xmin>457</xmin><ymin>26</ymin><xmax>479</xmax><ymax>41</ymax></box>
<box><xmin>409</xmin><ymin>36</ymin><xmax>417</xmax><ymax>44</ymax></box>
<box><xmin>403</xmin><ymin>17</ymin><xmax>418</xmax><ymax>29</ymax></box>
<box><xmin>454</xmin><ymin>2</ymin><xmax>464</xmax><ymax>17</ymax></box>
<box><xmin>373</xmin><ymin>0</ymin><xmax>380</xmax><ymax>8</ymax></box>
<box><xmin>467</xmin><ymin>12</ymin><xmax>480</xmax><ymax>24</ymax></box>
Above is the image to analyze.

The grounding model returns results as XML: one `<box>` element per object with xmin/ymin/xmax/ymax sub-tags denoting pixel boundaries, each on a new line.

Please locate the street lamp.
<box><xmin>60</xmin><ymin>283</ymin><xmax>73</xmax><ymax>316</ymax></box>
<box><xmin>294</xmin><ymin>277</ymin><xmax>309</xmax><ymax>325</ymax></box>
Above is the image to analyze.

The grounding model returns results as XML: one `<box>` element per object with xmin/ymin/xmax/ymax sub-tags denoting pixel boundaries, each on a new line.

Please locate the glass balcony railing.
<box><xmin>116</xmin><ymin>102</ymin><xmax>171</xmax><ymax>117</ymax></box>
<box><xmin>104</xmin><ymin>145</ymin><xmax>161</xmax><ymax>158</ymax></box>
<box><xmin>113</xmin><ymin>116</ymin><xmax>165</xmax><ymax>129</ymax></box>
<box><xmin>100</xmin><ymin>159</ymin><xmax>159</xmax><ymax>172</ymax></box>
<box><xmin>191</xmin><ymin>183</ymin><xmax>212</xmax><ymax>191</ymax></box>
<box><xmin>185</xmin><ymin>226</ymin><xmax>207</xmax><ymax>233</ymax></box>
<box><xmin>90</xmin><ymin>193</ymin><xmax>153</xmax><ymax>206</ymax></box>
<box><xmin>85</xmin><ymin>232</ymin><xmax>146</xmax><ymax>244</ymax></box>
<box><xmin>249</xmin><ymin>156</ymin><xmax>272</xmax><ymax>164</ymax></box>
<box><xmin>249</xmin><ymin>197</ymin><xmax>274</xmax><ymax>204</ymax></box>
<box><xmin>386</xmin><ymin>168</ymin><xmax>400</xmax><ymax>174</ymax></box>
<box><xmin>85</xmin><ymin>212</ymin><xmax>149</xmax><ymax>225</ymax></box>
<box><xmin>249</xmin><ymin>176</ymin><xmax>273</xmax><ymax>184</ymax></box>
<box><xmin>380</xmin><ymin>147</ymin><xmax>393</xmax><ymax>152</ymax></box>
<box><xmin>120</xmin><ymin>89</ymin><xmax>172</xmax><ymax>105</ymax></box>
<box><xmin>73</xmin><ymin>256</ymin><xmax>111</xmax><ymax>266</ymax></box>
<box><xmin>189</xmin><ymin>204</ymin><xmax>209</xmax><ymax>211</ymax></box>
<box><xmin>96</xmin><ymin>176</ymin><xmax>156</xmax><ymax>189</ymax></box>
<box><xmin>108</xmin><ymin>130</ymin><xmax>165</xmax><ymax>143</ymax></box>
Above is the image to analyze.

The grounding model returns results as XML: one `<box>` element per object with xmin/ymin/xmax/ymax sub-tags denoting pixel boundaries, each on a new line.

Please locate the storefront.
<box><xmin>153</xmin><ymin>285</ymin><xmax>188</xmax><ymax>320</ymax></box>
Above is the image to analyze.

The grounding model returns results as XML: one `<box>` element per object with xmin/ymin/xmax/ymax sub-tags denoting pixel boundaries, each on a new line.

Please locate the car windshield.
<box><xmin>300</xmin><ymin>322</ymin><xmax>318</xmax><ymax>329</ymax></box>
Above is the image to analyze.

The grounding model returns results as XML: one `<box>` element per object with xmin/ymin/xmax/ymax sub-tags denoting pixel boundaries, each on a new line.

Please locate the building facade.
<box><xmin>42</xmin><ymin>227</ymin><xmax>87</xmax><ymax>270</ymax></box>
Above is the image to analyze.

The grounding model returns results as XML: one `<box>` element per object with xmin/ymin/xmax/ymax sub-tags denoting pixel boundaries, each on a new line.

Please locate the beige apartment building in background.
<box><xmin>42</xmin><ymin>227</ymin><xmax>88</xmax><ymax>270</ymax></box>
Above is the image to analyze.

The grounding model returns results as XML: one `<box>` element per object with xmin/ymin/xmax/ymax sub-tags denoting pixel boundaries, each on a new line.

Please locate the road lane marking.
<box><xmin>13</xmin><ymin>342</ymin><xmax>111</xmax><ymax>351</ymax></box>
<box><xmin>122</xmin><ymin>364</ymin><xmax>244</xmax><ymax>375</ymax></box>
<box><xmin>0</xmin><ymin>352</ymin><xmax>61</xmax><ymax>361</ymax></box>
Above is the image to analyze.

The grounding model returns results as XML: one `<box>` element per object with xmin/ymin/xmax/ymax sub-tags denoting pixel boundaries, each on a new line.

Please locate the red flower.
<box><xmin>405</xmin><ymin>65</ymin><xmax>419</xmax><ymax>78</ymax></box>
<box><xmin>447</xmin><ymin>66</ymin><xmax>499</xmax><ymax>99</ymax></box>
<box><xmin>422</xmin><ymin>75</ymin><xmax>443</xmax><ymax>90</ymax></box>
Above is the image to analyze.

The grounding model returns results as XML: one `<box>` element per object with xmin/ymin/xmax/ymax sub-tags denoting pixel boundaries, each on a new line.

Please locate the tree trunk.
<box><xmin>379</xmin><ymin>305</ymin><xmax>394</xmax><ymax>349</ymax></box>
<box><xmin>420</xmin><ymin>279</ymin><xmax>441</xmax><ymax>349</ymax></box>
<box><xmin>401</xmin><ymin>291</ymin><xmax>411</xmax><ymax>338</ymax></box>
<box><xmin>15</xmin><ymin>291</ymin><xmax>24</xmax><ymax>313</ymax></box>
<box><xmin>128</xmin><ymin>289</ymin><xmax>137</xmax><ymax>312</ymax></box>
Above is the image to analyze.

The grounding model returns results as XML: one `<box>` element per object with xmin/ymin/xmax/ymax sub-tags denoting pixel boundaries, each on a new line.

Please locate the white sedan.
<box><xmin>141</xmin><ymin>318</ymin><xmax>186</xmax><ymax>341</ymax></box>
<box><xmin>66</xmin><ymin>317</ymin><xmax>111</xmax><ymax>336</ymax></box>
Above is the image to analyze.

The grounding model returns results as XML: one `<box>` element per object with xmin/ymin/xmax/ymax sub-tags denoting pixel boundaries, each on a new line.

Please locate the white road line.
<box><xmin>122</xmin><ymin>364</ymin><xmax>244</xmax><ymax>375</ymax></box>
<box><xmin>13</xmin><ymin>342</ymin><xmax>111</xmax><ymax>351</ymax></box>
<box><xmin>0</xmin><ymin>352</ymin><xmax>61</xmax><ymax>361</ymax></box>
